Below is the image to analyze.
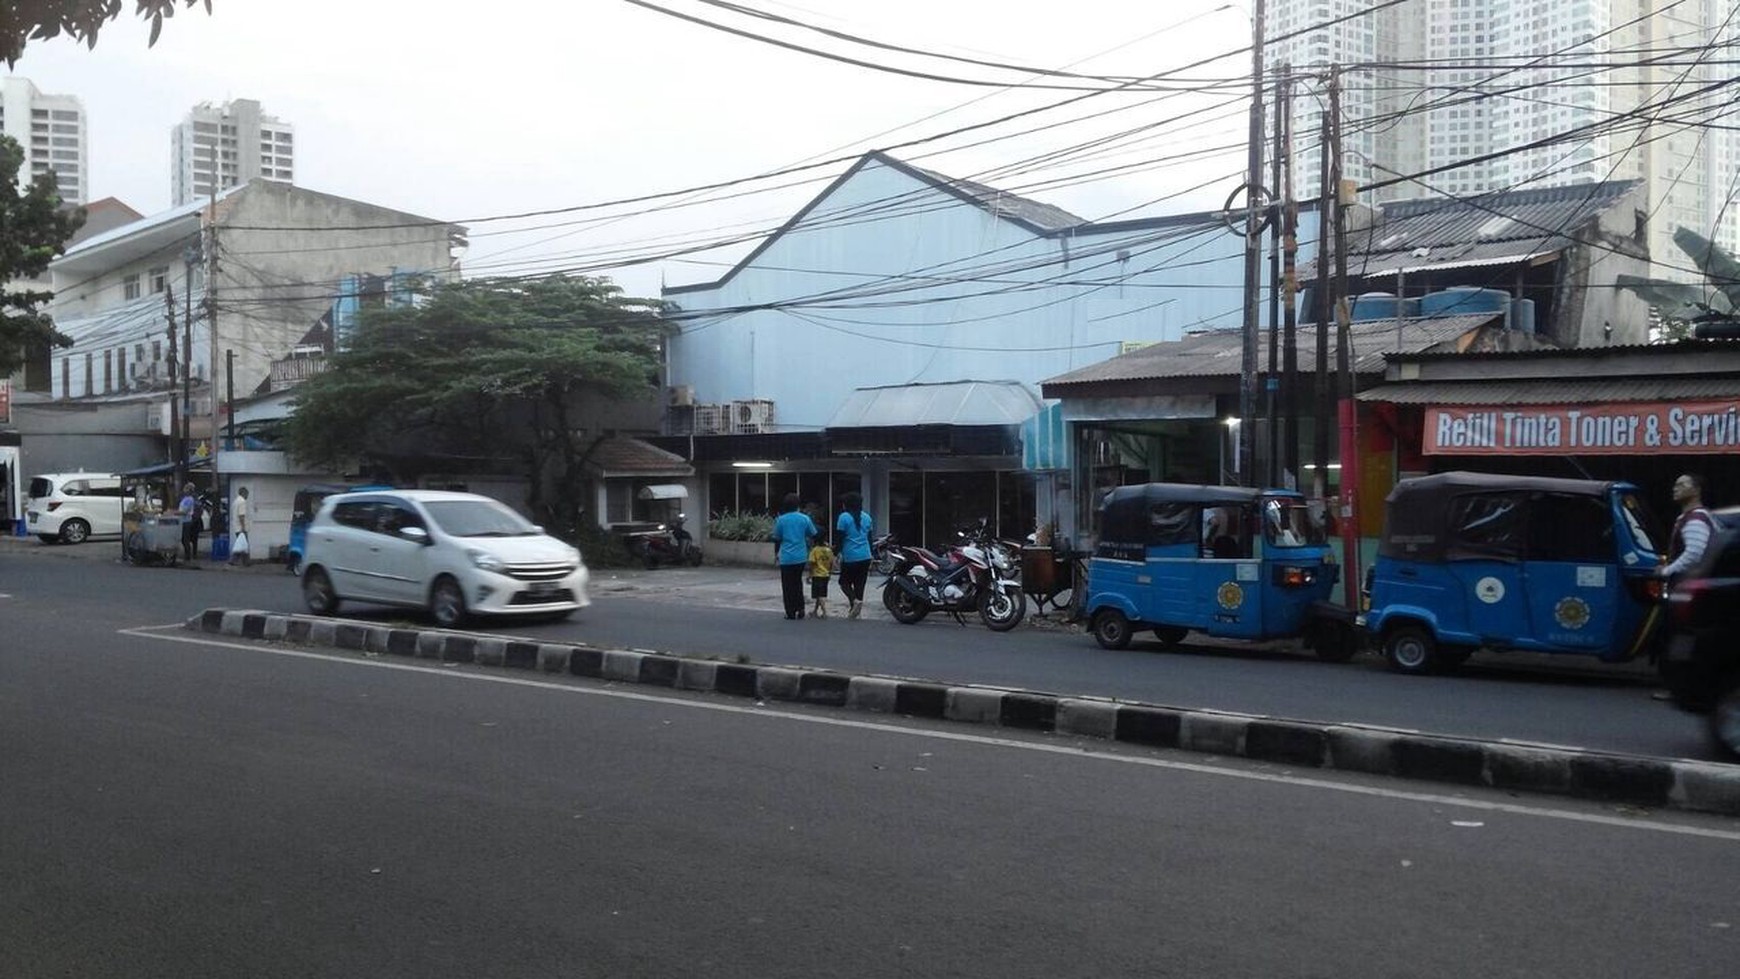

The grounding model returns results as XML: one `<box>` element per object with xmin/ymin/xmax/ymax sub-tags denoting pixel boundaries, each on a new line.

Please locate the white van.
<box><xmin>27</xmin><ymin>472</ymin><xmax>126</xmax><ymax>544</ymax></box>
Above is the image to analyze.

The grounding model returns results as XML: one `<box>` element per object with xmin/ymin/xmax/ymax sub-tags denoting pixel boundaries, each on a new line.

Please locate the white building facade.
<box><xmin>1266</xmin><ymin>0</ymin><xmax>1739</xmax><ymax>277</ymax></box>
<box><xmin>0</xmin><ymin>76</ymin><xmax>88</xmax><ymax>205</ymax></box>
<box><xmin>171</xmin><ymin>98</ymin><xmax>295</xmax><ymax>207</ymax></box>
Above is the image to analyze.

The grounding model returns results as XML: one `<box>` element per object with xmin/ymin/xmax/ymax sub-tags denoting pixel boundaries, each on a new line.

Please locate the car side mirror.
<box><xmin>401</xmin><ymin>526</ymin><xmax>431</xmax><ymax>545</ymax></box>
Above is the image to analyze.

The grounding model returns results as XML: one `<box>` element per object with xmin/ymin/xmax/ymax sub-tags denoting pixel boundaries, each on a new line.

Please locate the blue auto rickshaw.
<box><xmin>1364</xmin><ymin>472</ymin><xmax>1664</xmax><ymax>674</ymax></box>
<box><xmin>1082</xmin><ymin>483</ymin><xmax>1357</xmax><ymax>660</ymax></box>
<box><xmin>285</xmin><ymin>482</ymin><xmax>390</xmax><ymax>573</ymax></box>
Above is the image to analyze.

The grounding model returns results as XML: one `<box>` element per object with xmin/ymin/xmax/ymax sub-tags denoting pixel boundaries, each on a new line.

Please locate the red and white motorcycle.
<box><xmin>880</xmin><ymin>519</ymin><xmax>1026</xmax><ymax>631</ymax></box>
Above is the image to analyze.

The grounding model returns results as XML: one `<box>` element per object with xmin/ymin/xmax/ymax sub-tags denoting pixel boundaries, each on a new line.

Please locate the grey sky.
<box><xmin>9</xmin><ymin>0</ymin><xmax>1254</xmax><ymax>298</ymax></box>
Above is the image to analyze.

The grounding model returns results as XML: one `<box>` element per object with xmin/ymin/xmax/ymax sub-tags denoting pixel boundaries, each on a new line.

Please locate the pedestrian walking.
<box><xmin>834</xmin><ymin>491</ymin><xmax>873</xmax><ymax>619</ymax></box>
<box><xmin>807</xmin><ymin>536</ymin><xmax>834</xmax><ymax>618</ymax></box>
<box><xmin>771</xmin><ymin>493</ymin><xmax>819</xmax><ymax>620</ymax></box>
<box><xmin>178</xmin><ymin>482</ymin><xmax>203</xmax><ymax>561</ymax></box>
<box><xmin>230</xmin><ymin>486</ymin><xmax>251</xmax><ymax>566</ymax></box>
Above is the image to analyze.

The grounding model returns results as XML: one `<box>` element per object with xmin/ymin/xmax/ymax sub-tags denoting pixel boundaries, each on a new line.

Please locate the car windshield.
<box><xmin>421</xmin><ymin>499</ymin><xmax>538</xmax><ymax>537</ymax></box>
<box><xmin>1263</xmin><ymin>498</ymin><xmax>1329</xmax><ymax>547</ymax></box>
<box><xmin>1617</xmin><ymin>492</ymin><xmax>1661</xmax><ymax>555</ymax></box>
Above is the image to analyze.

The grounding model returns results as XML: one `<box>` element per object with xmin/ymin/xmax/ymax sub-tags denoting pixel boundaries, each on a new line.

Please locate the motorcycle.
<box><xmin>881</xmin><ymin>519</ymin><xmax>1026</xmax><ymax>631</ymax></box>
<box><xmin>870</xmin><ymin>532</ymin><xmax>900</xmax><ymax>576</ymax></box>
<box><xmin>625</xmin><ymin>513</ymin><xmax>704</xmax><ymax>569</ymax></box>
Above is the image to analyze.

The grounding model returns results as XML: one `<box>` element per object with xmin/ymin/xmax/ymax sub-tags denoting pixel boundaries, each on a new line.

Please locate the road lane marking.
<box><xmin>120</xmin><ymin>626</ymin><xmax>1740</xmax><ymax>842</ymax></box>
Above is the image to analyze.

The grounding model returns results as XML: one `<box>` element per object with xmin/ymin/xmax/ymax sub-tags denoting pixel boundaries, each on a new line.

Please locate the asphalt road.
<box><xmin>4</xmin><ymin>598</ymin><xmax>1738</xmax><ymax>978</ymax></box>
<box><xmin>0</xmin><ymin>543</ymin><xmax>1719</xmax><ymax>761</ymax></box>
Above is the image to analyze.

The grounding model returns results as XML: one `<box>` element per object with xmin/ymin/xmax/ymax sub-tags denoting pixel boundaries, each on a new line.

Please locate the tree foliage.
<box><xmin>0</xmin><ymin>134</ymin><xmax>85</xmax><ymax>376</ymax></box>
<box><xmin>5</xmin><ymin>0</ymin><xmax>210</xmax><ymax>64</ymax></box>
<box><xmin>286</xmin><ymin>275</ymin><xmax>670</xmax><ymax>536</ymax></box>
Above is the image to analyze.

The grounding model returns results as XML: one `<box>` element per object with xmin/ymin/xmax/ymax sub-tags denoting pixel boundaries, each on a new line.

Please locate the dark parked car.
<box><xmin>1661</xmin><ymin>507</ymin><xmax>1740</xmax><ymax>755</ymax></box>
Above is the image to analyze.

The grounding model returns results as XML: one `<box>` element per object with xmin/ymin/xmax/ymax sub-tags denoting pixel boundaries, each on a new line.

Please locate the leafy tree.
<box><xmin>0</xmin><ymin>134</ymin><xmax>85</xmax><ymax>376</ymax></box>
<box><xmin>286</xmin><ymin>275</ymin><xmax>670</xmax><ymax>537</ymax></box>
<box><xmin>6</xmin><ymin>1</ymin><xmax>210</xmax><ymax>65</ymax></box>
<box><xmin>1617</xmin><ymin>227</ymin><xmax>1740</xmax><ymax>340</ymax></box>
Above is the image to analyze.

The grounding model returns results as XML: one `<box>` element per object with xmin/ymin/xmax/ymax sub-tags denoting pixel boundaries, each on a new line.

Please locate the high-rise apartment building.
<box><xmin>1266</xmin><ymin>0</ymin><xmax>1739</xmax><ymax>280</ymax></box>
<box><xmin>0</xmin><ymin>77</ymin><xmax>88</xmax><ymax>205</ymax></box>
<box><xmin>171</xmin><ymin>98</ymin><xmax>294</xmax><ymax>206</ymax></box>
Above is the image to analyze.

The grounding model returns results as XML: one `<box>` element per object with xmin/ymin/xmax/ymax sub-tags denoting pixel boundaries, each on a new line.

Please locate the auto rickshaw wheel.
<box><xmin>1092</xmin><ymin>609</ymin><xmax>1133</xmax><ymax>650</ymax></box>
<box><xmin>1384</xmin><ymin>624</ymin><xmax>1438</xmax><ymax>675</ymax></box>
<box><xmin>1311</xmin><ymin>619</ymin><xmax>1359</xmax><ymax>663</ymax></box>
<box><xmin>1152</xmin><ymin>625</ymin><xmax>1188</xmax><ymax>647</ymax></box>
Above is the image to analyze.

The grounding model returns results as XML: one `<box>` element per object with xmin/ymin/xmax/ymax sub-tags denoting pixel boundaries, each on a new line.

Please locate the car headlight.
<box><xmin>467</xmin><ymin>549</ymin><xmax>506</xmax><ymax>573</ymax></box>
<box><xmin>567</xmin><ymin>546</ymin><xmax>582</xmax><ymax>564</ymax></box>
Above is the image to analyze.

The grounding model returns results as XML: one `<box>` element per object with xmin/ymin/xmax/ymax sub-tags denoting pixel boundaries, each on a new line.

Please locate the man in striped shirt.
<box><xmin>1660</xmin><ymin>473</ymin><xmax>1714</xmax><ymax>580</ymax></box>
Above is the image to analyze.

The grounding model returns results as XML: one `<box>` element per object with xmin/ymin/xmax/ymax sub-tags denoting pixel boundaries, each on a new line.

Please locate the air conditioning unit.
<box><xmin>732</xmin><ymin>399</ymin><xmax>774</xmax><ymax>434</ymax></box>
<box><xmin>667</xmin><ymin>384</ymin><xmax>695</xmax><ymax>407</ymax></box>
<box><xmin>147</xmin><ymin>404</ymin><xmax>169</xmax><ymax>434</ymax></box>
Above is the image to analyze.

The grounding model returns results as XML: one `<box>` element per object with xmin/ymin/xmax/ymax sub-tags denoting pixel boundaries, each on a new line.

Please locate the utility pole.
<box><xmin>1279</xmin><ymin>71</ymin><xmax>1300</xmax><ymax>487</ymax></box>
<box><xmin>1328</xmin><ymin>67</ymin><xmax>1362</xmax><ymax>609</ymax></box>
<box><xmin>1311</xmin><ymin>100</ymin><xmax>1333</xmax><ymax>499</ymax></box>
<box><xmin>182</xmin><ymin>243</ymin><xmax>198</xmax><ymax>466</ymax></box>
<box><xmin>1265</xmin><ymin>67</ymin><xmax>1288</xmax><ymax>489</ymax></box>
<box><xmin>205</xmin><ymin>191</ymin><xmax>219</xmax><ymax>505</ymax></box>
<box><xmin>164</xmin><ymin>287</ymin><xmax>181</xmax><ymax>485</ymax></box>
<box><xmin>1237</xmin><ymin>0</ymin><xmax>1267</xmax><ymax>487</ymax></box>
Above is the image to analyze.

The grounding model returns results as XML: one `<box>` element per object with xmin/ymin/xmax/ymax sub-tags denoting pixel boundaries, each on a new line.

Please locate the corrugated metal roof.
<box><xmin>827</xmin><ymin>380</ymin><xmax>1042</xmax><ymax>428</ymax></box>
<box><xmin>908</xmin><ymin>165</ymin><xmax>1083</xmax><ymax>232</ymax></box>
<box><xmin>1360</xmin><ymin>376</ymin><xmax>1740</xmax><ymax>405</ymax></box>
<box><xmin>1042</xmin><ymin>314</ymin><xmax>1497</xmax><ymax>387</ymax></box>
<box><xmin>1307</xmin><ymin>179</ymin><xmax>1641</xmax><ymax>277</ymax></box>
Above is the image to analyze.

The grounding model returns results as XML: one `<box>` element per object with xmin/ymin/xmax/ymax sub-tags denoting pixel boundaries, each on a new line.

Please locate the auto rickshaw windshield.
<box><xmin>1264</xmin><ymin>498</ymin><xmax>1329</xmax><ymax>547</ymax></box>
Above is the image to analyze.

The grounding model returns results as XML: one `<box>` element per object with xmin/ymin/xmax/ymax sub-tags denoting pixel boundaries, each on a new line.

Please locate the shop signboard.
<box><xmin>0</xmin><ymin>379</ymin><xmax>9</xmax><ymax>425</ymax></box>
<box><xmin>1424</xmin><ymin>400</ymin><xmax>1740</xmax><ymax>455</ymax></box>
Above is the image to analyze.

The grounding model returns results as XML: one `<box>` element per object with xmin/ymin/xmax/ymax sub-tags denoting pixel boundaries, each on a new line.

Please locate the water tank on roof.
<box><xmin>1419</xmin><ymin>286</ymin><xmax>1510</xmax><ymax>318</ymax></box>
<box><xmin>1351</xmin><ymin>292</ymin><xmax>1400</xmax><ymax>321</ymax></box>
<box><xmin>1511</xmin><ymin>298</ymin><xmax>1536</xmax><ymax>334</ymax></box>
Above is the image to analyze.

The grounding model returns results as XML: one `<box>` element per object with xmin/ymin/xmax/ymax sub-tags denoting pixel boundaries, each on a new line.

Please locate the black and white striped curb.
<box><xmin>187</xmin><ymin>608</ymin><xmax>1740</xmax><ymax>818</ymax></box>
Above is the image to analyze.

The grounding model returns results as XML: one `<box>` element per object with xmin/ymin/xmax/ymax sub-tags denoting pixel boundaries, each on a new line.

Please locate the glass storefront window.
<box><xmin>708</xmin><ymin>472</ymin><xmax>735</xmax><ymax>516</ymax></box>
<box><xmin>738</xmin><ymin>473</ymin><xmax>769</xmax><ymax>515</ymax></box>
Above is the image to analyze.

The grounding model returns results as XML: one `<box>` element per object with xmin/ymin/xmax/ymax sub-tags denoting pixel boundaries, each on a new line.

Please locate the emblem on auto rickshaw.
<box><xmin>1553</xmin><ymin>596</ymin><xmax>1591</xmax><ymax>630</ymax></box>
<box><xmin>1475</xmin><ymin>576</ymin><xmax>1505</xmax><ymax>603</ymax></box>
<box><xmin>1216</xmin><ymin>580</ymin><xmax>1245</xmax><ymax>610</ymax></box>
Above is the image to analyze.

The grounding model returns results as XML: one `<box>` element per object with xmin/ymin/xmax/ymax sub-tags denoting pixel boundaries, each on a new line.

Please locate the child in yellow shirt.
<box><xmin>807</xmin><ymin>540</ymin><xmax>835</xmax><ymax>619</ymax></box>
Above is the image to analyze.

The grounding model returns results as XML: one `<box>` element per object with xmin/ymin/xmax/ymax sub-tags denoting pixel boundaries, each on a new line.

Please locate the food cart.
<box><xmin>118</xmin><ymin>460</ymin><xmax>213</xmax><ymax>567</ymax></box>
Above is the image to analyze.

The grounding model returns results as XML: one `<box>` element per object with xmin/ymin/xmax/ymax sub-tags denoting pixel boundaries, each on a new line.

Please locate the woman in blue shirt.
<box><xmin>834</xmin><ymin>491</ymin><xmax>873</xmax><ymax>620</ymax></box>
<box><xmin>770</xmin><ymin>493</ymin><xmax>819</xmax><ymax>619</ymax></box>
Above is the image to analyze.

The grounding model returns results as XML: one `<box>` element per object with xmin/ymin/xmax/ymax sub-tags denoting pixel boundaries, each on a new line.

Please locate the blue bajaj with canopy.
<box><xmin>1364</xmin><ymin>472</ymin><xmax>1664</xmax><ymax>675</ymax></box>
<box><xmin>1082</xmin><ymin>483</ymin><xmax>1357</xmax><ymax>661</ymax></box>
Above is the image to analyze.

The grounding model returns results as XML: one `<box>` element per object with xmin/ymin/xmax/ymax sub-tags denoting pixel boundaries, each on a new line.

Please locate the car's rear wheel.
<box><xmin>430</xmin><ymin>576</ymin><xmax>468</xmax><ymax>629</ymax></box>
<box><xmin>1092</xmin><ymin>608</ymin><xmax>1133</xmax><ymax>650</ymax></box>
<box><xmin>1384</xmin><ymin>624</ymin><xmax>1438</xmax><ymax>675</ymax></box>
<box><xmin>59</xmin><ymin>518</ymin><xmax>90</xmax><ymax>544</ymax></box>
<box><xmin>303</xmin><ymin>567</ymin><xmax>340</xmax><ymax>616</ymax></box>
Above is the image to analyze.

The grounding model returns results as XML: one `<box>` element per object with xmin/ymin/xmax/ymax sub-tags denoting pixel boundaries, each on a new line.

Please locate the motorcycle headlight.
<box><xmin>467</xmin><ymin>549</ymin><xmax>507</xmax><ymax>573</ymax></box>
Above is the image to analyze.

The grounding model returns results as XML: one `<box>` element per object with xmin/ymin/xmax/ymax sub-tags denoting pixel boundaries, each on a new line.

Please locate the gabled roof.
<box><xmin>584</xmin><ymin>436</ymin><xmax>694</xmax><ymax>478</ymax></box>
<box><xmin>666</xmin><ymin>151</ymin><xmax>1083</xmax><ymax>297</ymax></box>
<box><xmin>1041</xmin><ymin>313</ymin><xmax>1499</xmax><ymax>391</ymax></box>
<box><xmin>1327</xmin><ymin>179</ymin><xmax>1642</xmax><ymax>277</ymax></box>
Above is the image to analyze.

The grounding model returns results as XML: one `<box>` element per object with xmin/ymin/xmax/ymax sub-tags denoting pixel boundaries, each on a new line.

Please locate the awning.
<box><xmin>637</xmin><ymin>483</ymin><xmax>688</xmax><ymax>500</ymax></box>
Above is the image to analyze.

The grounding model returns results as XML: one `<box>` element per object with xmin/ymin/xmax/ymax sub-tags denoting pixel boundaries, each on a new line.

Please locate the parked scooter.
<box><xmin>870</xmin><ymin>532</ymin><xmax>899</xmax><ymax>576</ymax></box>
<box><xmin>626</xmin><ymin>513</ymin><xmax>704</xmax><ymax>569</ymax></box>
<box><xmin>881</xmin><ymin>519</ymin><xmax>1026</xmax><ymax>631</ymax></box>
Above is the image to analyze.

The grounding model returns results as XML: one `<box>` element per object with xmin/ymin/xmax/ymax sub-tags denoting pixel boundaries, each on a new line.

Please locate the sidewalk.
<box><xmin>0</xmin><ymin>532</ymin><xmax>288</xmax><ymax>573</ymax></box>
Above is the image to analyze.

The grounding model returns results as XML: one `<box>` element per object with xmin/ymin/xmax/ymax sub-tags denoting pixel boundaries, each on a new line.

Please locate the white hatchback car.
<box><xmin>299</xmin><ymin>489</ymin><xmax>591</xmax><ymax>627</ymax></box>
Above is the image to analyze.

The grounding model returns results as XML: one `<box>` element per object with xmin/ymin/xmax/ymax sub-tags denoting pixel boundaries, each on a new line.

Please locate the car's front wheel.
<box><xmin>430</xmin><ymin>576</ymin><xmax>468</xmax><ymax>629</ymax></box>
<box><xmin>1711</xmin><ymin>671</ymin><xmax>1740</xmax><ymax>757</ymax></box>
<box><xmin>303</xmin><ymin>567</ymin><xmax>340</xmax><ymax>616</ymax></box>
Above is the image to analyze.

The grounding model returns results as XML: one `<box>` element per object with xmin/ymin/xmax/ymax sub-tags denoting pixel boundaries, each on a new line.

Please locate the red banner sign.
<box><xmin>1424</xmin><ymin>400</ymin><xmax>1740</xmax><ymax>455</ymax></box>
<box><xmin>0</xmin><ymin>379</ymin><xmax>9</xmax><ymax>425</ymax></box>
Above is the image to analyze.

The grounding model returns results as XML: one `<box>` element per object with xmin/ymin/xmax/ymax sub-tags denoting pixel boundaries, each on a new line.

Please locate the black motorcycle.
<box><xmin>626</xmin><ymin>513</ymin><xmax>704</xmax><ymax>569</ymax></box>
